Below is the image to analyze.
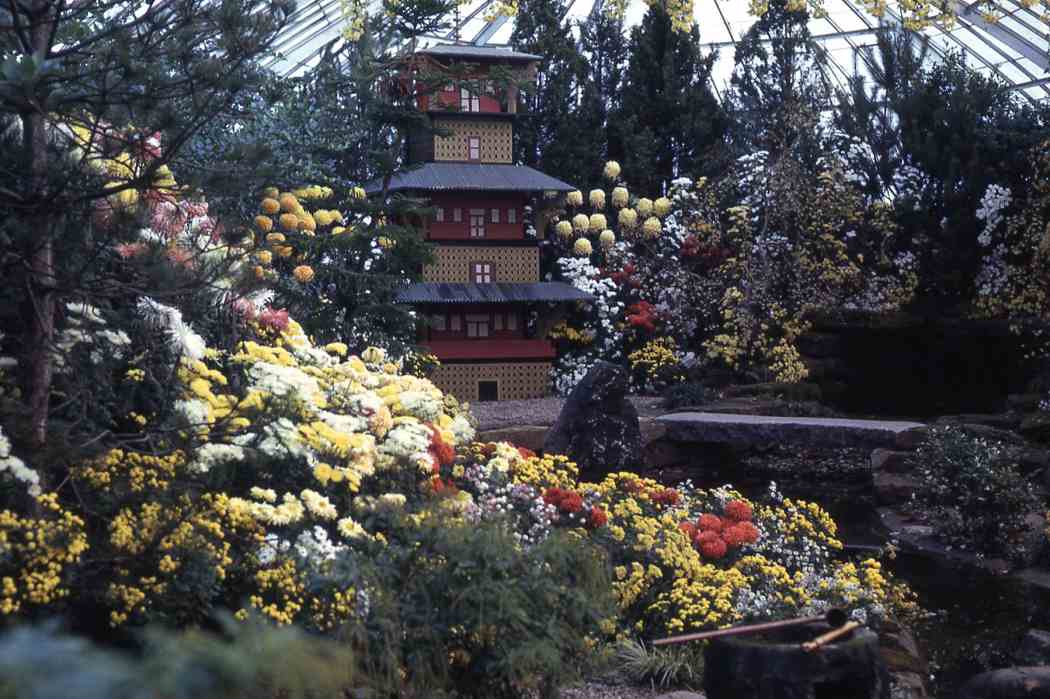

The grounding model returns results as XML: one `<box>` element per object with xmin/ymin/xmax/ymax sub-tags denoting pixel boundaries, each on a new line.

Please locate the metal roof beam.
<box><xmin>952</xmin><ymin>0</ymin><xmax>1049</xmax><ymax>70</ymax></box>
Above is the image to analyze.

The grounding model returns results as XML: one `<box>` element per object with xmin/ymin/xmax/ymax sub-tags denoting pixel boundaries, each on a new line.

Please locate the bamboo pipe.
<box><xmin>802</xmin><ymin>621</ymin><xmax>862</xmax><ymax>653</ymax></box>
<box><xmin>652</xmin><ymin>608</ymin><xmax>848</xmax><ymax>646</ymax></box>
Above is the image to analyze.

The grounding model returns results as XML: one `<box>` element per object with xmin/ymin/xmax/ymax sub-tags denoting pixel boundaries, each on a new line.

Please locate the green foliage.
<box><xmin>615</xmin><ymin>638</ymin><xmax>704</xmax><ymax>689</ymax></box>
<box><xmin>912</xmin><ymin>426</ymin><xmax>1043</xmax><ymax>562</ymax></box>
<box><xmin>360</xmin><ymin>517</ymin><xmax>614</xmax><ymax>698</ymax></box>
<box><xmin>0</xmin><ymin>616</ymin><xmax>357</xmax><ymax>699</ymax></box>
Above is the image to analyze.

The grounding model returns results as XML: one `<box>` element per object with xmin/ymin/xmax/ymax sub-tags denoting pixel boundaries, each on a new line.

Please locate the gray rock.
<box><xmin>873</xmin><ymin>472</ymin><xmax>919</xmax><ymax>506</ymax></box>
<box><xmin>644</xmin><ymin>438</ymin><xmax>688</xmax><ymax>469</ymax></box>
<box><xmin>871</xmin><ymin>449</ymin><xmax>913</xmax><ymax>473</ymax></box>
<box><xmin>958</xmin><ymin>666</ymin><xmax>1050</xmax><ymax>698</ymax></box>
<box><xmin>1021</xmin><ymin>414</ymin><xmax>1050</xmax><ymax>444</ymax></box>
<box><xmin>1016</xmin><ymin>568</ymin><xmax>1050</xmax><ymax>592</ymax></box>
<box><xmin>543</xmin><ymin>362</ymin><xmax>642</xmax><ymax>478</ymax></box>
<box><xmin>657</xmin><ymin>692</ymin><xmax>705</xmax><ymax>699</ymax></box>
<box><xmin>890</xmin><ymin>671</ymin><xmax>928</xmax><ymax>698</ymax></box>
<box><xmin>640</xmin><ymin>418</ymin><xmax>668</xmax><ymax>446</ymax></box>
<box><xmin>953</xmin><ymin>423</ymin><xmax>1026</xmax><ymax>445</ymax></box>
<box><xmin>477</xmin><ymin>425</ymin><xmax>548</xmax><ymax>452</ymax></box>
<box><xmin>1016</xmin><ymin>630</ymin><xmax>1050</xmax><ymax>665</ymax></box>
<box><xmin>935</xmin><ymin>413</ymin><xmax>1022</xmax><ymax>429</ymax></box>
<box><xmin>658</xmin><ymin>413</ymin><xmax>926</xmax><ymax>450</ymax></box>
<box><xmin>895</xmin><ymin>427</ymin><xmax>929</xmax><ymax>450</ymax></box>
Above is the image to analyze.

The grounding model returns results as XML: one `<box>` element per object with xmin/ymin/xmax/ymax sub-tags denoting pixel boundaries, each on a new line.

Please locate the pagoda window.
<box><xmin>472</xmin><ymin>262</ymin><xmax>492</xmax><ymax>283</ymax></box>
<box><xmin>466</xmin><ymin>314</ymin><xmax>490</xmax><ymax>338</ymax></box>
<box><xmin>490</xmin><ymin>208</ymin><xmax>500</xmax><ymax>223</ymax></box>
<box><xmin>507</xmin><ymin>313</ymin><xmax>517</xmax><ymax>330</ymax></box>
<box><xmin>435</xmin><ymin>207</ymin><xmax>445</xmax><ymax>222</ymax></box>
<box><xmin>470</xmin><ymin>210</ymin><xmax>485</xmax><ymax>237</ymax></box>
<box><xmin>507</xmin><ymin>207</ymin><xmax>517</xmax><ymax>223</ymax></box>
<box><xmin>453</xmin><ymin>208</ymin><xmax>462</xmax><ymax>222</ymax></box>
<box><xmin>468</xmin><ymin>137</ymin><xmax>480</xmax><ymax>161</ymax></box>
<box><xmin>460</xmin><ymin>88</ymin><xmax>480</xmax><ymax>112</ymax></box>
<box><xmin>431</xmin><ymin>314</ymin><xmax>447</xmax><ymax>331</ymax></box>
<box><xmin>493</xmin><ymin>314</ymin><xmax>504</xmax><ymax>331</ymax></box>
<box><xmin>450</xmin><ymin>314</ymin><xmax>462</xmax><ymax>331</ymax></box>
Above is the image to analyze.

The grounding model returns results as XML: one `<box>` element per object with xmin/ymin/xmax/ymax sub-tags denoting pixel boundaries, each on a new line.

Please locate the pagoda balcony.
<box><xmin>424</xmin><ymin>339</ymin><xmax>556</xmax><ymax>361</ymax></box>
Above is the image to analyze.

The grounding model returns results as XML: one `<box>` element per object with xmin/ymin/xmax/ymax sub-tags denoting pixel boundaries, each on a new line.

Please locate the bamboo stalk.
<box><xmin>802</xmin><ymin>621</ymin><xmax>862</xmax><ymax>653</ymax></box>
<box><xmin>652</xmin><ymin>609</ymin><xmax>847</xmax><ymax>646</ymax></box>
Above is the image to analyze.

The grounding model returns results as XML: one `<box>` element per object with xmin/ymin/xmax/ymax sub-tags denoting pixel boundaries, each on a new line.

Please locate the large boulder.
<box><xmin>958</xmin><ymin>667</ymin><xmax>1050</xmax><ymax>698</ymax></box>
<box><xmin>543</xmin><ymin>362</ymin><xmax>642</xmax><ymax>478</ymax></box>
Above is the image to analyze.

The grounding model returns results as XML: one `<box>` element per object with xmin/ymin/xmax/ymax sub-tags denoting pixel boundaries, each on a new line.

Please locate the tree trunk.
<box><xmin>22</xmin><ymin>0</ymin><xmax>57</xmax><ymax>450</ymax></box>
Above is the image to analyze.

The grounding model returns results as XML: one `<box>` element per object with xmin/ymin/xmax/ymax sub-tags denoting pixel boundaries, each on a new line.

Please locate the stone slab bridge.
<box><xmin>657</xmin><ymin>412</ymin><xmax>928</xmax><ymax>450</ymax></box>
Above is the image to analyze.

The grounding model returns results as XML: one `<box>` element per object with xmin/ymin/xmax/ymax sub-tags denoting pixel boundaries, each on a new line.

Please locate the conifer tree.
<box><xmin>613</xmin><ymin>6</ymin><xmax>727</xmax><ymax>195</ymax></box>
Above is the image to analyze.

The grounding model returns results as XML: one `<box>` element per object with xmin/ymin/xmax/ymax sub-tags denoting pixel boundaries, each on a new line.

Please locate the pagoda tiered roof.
<box><xmin>395</xmin><ymin>282</ymin><xmax>592</xmax><ymax>304</ymax></box>
<box><xmin>365</xmin><ymin>162</ymin><xmax>575</xmax><ymax>194</ymax></box>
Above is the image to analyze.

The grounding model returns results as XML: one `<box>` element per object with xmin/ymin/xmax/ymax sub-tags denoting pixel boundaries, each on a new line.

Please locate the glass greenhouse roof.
<box><xmin>266</xmin><ymin>0</ymin><xmax>1048</xmax><ymax>102</ymax></box>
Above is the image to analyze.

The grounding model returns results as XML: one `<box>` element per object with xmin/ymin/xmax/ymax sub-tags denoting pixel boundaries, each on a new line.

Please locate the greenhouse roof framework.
<box><xmin>266</xmin><ymin>0</ymin><xmax>1048</xmax><ymax>101</ymax></box>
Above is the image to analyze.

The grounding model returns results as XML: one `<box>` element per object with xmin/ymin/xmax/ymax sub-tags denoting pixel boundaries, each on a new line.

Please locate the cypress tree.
<box><xmin>613</xmin><ymin>6</ymin><xmax>727</xmax><ymax>195</ymax></box>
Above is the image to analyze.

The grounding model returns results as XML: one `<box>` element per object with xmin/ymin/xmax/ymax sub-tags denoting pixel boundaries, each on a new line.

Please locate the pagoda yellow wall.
<box><xmin>433</xmin><ymin>118</ymin><xmax>513</xmax><ymax>163</ymax></box>
<box><xmin>430</xmin><ymin>362</ymin><xmax>551</xmax><ymax>401</ymax></box>
<box><xmin>423</xmin><ymin>246</ymin><xmax>539</xmax><ymax>283</ymax></box>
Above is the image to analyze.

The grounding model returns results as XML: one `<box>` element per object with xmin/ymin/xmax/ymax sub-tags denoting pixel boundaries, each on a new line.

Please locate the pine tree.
<box><xmin>613</xmin><ymin>6</ymin><xmax>727</xmax><ymax>195</ymax></box>
<box><xmin>0</xmin><ymin>0</ymin><xmax>291</xmax><ymax>448</ymax></box>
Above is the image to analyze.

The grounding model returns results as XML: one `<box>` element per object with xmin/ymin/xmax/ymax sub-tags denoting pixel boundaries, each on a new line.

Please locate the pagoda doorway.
<box><xmin>478</xmin><ymin>380</ymin><xmax>499</xmax><ymax>402</ymax></box>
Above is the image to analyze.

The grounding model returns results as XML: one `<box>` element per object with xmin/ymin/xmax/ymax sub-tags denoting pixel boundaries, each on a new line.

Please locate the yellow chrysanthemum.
<box><xmin>314</xmin><ymin>210</ymin><xmax>333</xmax><ymax>227</ymax></box>
<box><xmin>637</xmin><ymin>198</ymin><xmax>653</xmax><ymax>217</ymax></box>
<box><xmin>612</xmin><ymin>187</ymin><xmax>629</xmax><ymax>208</ymax></box>
<box><xmin>266</xmin><ymin>232</ymin><xmax>286</xmax><ymax>244</ymax></box>
<box><xmin>256</xmin><ymin>250</ymin><xmax>273</xmax><ymax>265</ymax></box>
<box><xmin>377</xmin><ymin>236</ymin><xmax>395</xmax><ymax>249</ymax></box>
<box><xmin>619</xmin><ymin>208</ymin><xmax>638</xmax><ymax>229</ymax></box>
<box><xmin>574</xmin><ymin>238</ymin><xmax>593</xmax><ymax>256</ymax></box>
<box><xmin>643</xmin><ymin>216</ymin><xmax>662</xmax><ymax>239</ymax></box>
<box><xmin>589</xmin><ymin>189</ymin><xmax>606</xmax><ymax>209</ymax></box>
<box><xmin>603</xmin><ymin>160</ymin><xmax>621</xmax><ymax>180</ymax></box>
<box><xmin>279</xmin><ymin>213</ymin><xmax>299</xmax><ymax>231</ymax></box>
<box><xmin>279</xmin><ymin>194</ymin><xmax>299</xmax><ymax>212</ymax></box>
<box><xmin>566</xmin><ymin>190</ymin><xmax>584</xmax><ymax>207</ymax></box>
<box><xmin>254</xmin><ymin>215</ymin><xmax>274</xmax><ymax>232</ymax></box>
<box><xmin>298</xmin><ymin>212</ymin><xmax>317</xmax><ymax>233</ymax></box>
<box><xmin>589</xmin><ymin>213</ymin><xmax>607</xmax><ymax>232</ymax></box>
<box><xmin>572</xmin><ymin>214</ymin><xmax>590</xmax><ymax>232</ymax></box>
<box><xmin>599</xmin><ymin>229</ymin><xmax>616</xmax><ymax>249</ymax></box>
<box><xmin>293</xmin><ymin>265</ymin><xmax>315</xmax><ymax>283</ymax></box>
<box><xmin>352</xmin><ymin>186</ymin><xmax>367</xmax><ymax>200</ymax></box>
<box><xmin>653</xmin><ymin>197</ymin><xmax>672</xmax><ymax>218</ymax></box>
<box><xmin>262</xmin><ymin>187</ymin><xmax>280</xmax><ymax>199</ymax></box>
<box><xmin>556</xmin><ymin>220</ymin><xmax>574</xmax><ymax>239</ymax></box>
<box><xmin>274</xmin><ymin>245</ymin><xmax>294</xmax><ymax>258</ymax></box>
<box><xmin>260</xmin><ymin>198</ymin><xmax>281</xmax><ymax>215</ymax></box>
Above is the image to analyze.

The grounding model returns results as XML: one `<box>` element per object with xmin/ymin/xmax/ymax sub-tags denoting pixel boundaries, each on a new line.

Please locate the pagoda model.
<box><xmin>369</xmin><ymin>44</ymin><xmax>592</xmax><ymax>402</ymax></box>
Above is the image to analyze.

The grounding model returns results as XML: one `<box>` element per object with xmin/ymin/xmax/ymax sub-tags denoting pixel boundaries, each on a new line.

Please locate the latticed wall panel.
<box><xmin>433</xmin><ymin>119</ymin><xmax>513</xmax><ymax>163</ymax></box>
<box><xmin>431</xmin><ymin>362</ymin><xmax>551</xmax><ymax>401</ymax></box>
<box><xmin>423</xmin><ymin>246</ymin><xmax>538</xmax><ymax>283</ymax></box>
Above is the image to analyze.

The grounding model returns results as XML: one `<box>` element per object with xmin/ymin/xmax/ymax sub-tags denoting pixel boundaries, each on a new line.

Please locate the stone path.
<box><xmin>658</xmin><ymin>412</ymin><xmax>927</xmax><ymax>450</ymax></box>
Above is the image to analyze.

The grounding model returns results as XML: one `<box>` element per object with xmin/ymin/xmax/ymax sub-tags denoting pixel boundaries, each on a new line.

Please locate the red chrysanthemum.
<box><xmin>559</xmin><ymin>492</ymin><xmax>584</xmax><ymax>514</ymax></box>
<box><xmin>431</xmin><ymin>477</ymin><xmax>459</xmax><ymax>496</ymax></box>
<box><xmin>428</xmin><ymin>430</ymin><xmax>455</xmax><ymax>469</ymax></box>
<box><xmin>517</xmin><ymin>446</ymin><xmax>536</xmax><ymax>459</ymax></box>
<box><xmin>588</xmin><ymin>506</ymin><xmax>608</xmax><ymax>529</ymax></box>
<box><xmin>728</xmin><ymin>521</ymin><xmax>760</xmax><ymax>545</ymax></box>
<box><xmin>678</xmin><ymin>521</ymin><xmax>697</xmax><ymax>538</ymax></box>
<box><xmin>700</xmin><ymin>536</ymin><xmax>728</xmax><ymax>560</ymax></box>
<box><xmin>651</xmin><ymin>488</ymin><xmax>681</xmax><ymax>507</ymax></box>
<box><xmin>695</xmin><ymin>529</ymin><xmax>721</xmax><ymax>546</ymax></box>
<box><xmin>258</xmin><ymin>307</ymin><xmax>290</xmax><ymax>331</ymax></box>
<box><xmin>725</xmin><ymin>499</ymin><xmax>753</xmax><ymax>522</ymax></box>
<box><xmin>697</xmin><ymin>513</ymin><xmax>724</xmax><ymax>532</ymax></box>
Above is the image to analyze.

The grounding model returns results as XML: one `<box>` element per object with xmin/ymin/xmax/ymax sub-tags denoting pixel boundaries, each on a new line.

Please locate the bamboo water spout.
<box><xmin>652</xmin><ymin>608</ymin><xmax>849</xmax><ymax>646</ymax></box>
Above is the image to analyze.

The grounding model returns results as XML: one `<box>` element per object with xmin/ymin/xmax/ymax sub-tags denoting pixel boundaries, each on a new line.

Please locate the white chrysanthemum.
<box><xmin>450</xmin><ymin>415</ymin><xmax>475</xmax><ymax>444</ymax></box>
<box><xmin>301</xmin><ymin>489</ymin><xmax>339</xmax><ymax>520</ymax></box>
<box><xmin>0</xmin><ymin>426</ymin><xmax>41</xmax><ymax>496</ymax></box>
<box><xmin>137</xmin><ymin>297</ymin><xmax>206</xmax><ymax>360</ymax></box>
<box><xmin>174</xmin><ymin>399</ymin><xmax>210</xmax><ymax>427</ymax></box>
<box><xmin>187</xmin><ymin>443</ymin><xmax>246</xmax><ymax>474</ymax></box>
<box><xmin>337</xmin><ymin>516</ymin><xmax>367</xmax><ymax>539</ymax></box>
<box><xmin>248</xmin><ymin>361</ymin><xmax>321</xmax><ymax>402</ymax></box>
<box><xmin>399</xmin><ymin>390</ymin><xmax>442</xmax><ymax>422</ymax></box>
<box><xmin>379</xmin><ymin>422</ymin><xmax>432</xmax><ymax>461</ymax></box>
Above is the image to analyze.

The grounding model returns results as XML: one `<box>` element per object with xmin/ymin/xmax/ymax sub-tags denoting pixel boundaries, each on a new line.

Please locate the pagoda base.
<box><xmin>431</xmin><ymin>361</ymin><xmax>551</xmax><ymax>402</ymax></box>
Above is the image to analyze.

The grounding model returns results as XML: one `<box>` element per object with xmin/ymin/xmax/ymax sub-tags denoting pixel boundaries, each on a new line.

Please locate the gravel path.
<box><xmin>471</xmin><ymin>396</ymin><xmax>666</xmax><ymax>431</ymax></box>
<box><xmin>559</xmin><ymin>683</ymin><xmax>703</xmax><ymax>699</ymax></box>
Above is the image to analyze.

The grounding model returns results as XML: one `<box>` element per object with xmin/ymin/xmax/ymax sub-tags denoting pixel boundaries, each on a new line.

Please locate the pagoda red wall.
<box><xmin>427</xmin><ymin>194</ymin><xmax>526</xmax><ymax>240</ymax></box>
<box><xmin>425</xmin><ymin>305</ymin><xmax>526</xmax><ymax>342</ymax></box>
